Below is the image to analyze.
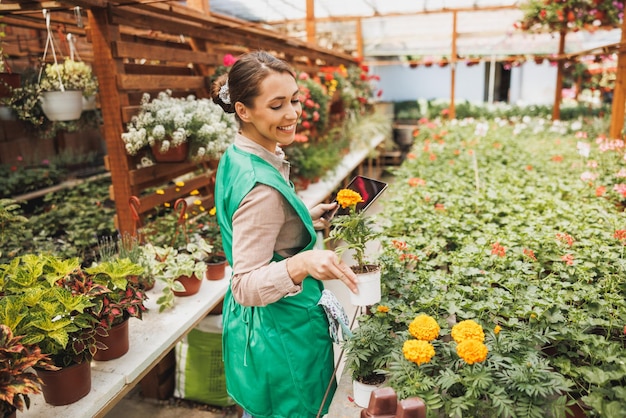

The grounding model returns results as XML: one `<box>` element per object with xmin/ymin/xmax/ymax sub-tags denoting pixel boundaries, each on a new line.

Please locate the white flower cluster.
<box><xmin>121</xmin><ymin>90</ymin><xmax>237</xmax><ymax>160</ymax></box>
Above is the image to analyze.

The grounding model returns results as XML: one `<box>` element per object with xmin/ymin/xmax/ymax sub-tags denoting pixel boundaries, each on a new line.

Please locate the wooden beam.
<box><xmin>113</xmin><ymin>41</ymin><xmax>219</xmax><ymax>65</ymax></box>
<box><xmin>610</xmin><ymin>18</ymin><xmax>626</xmax><ymax>139</ymax></box>
<box><xmin>88</xmin><ymin>7</ymin><xmax>136</xmax><ymax>236</ymax></box>
<box><xmin>449</xmin><ymin>11</ymin><xmax>457</xmax><ymax>120</ymax></box>
<box><xmin>552</xmin><ymin>31</ymin><xmax>566</xmax><ymax>121</ymax></box>
<box><xmin>117</xmin><ymin>74</ymin><xmax>206</xmax><ymax>91</ymax></box>
<box><xmin>306</xmin><ymin>0</ymin><xmax>315</xmax><ymax>44</ymax></box>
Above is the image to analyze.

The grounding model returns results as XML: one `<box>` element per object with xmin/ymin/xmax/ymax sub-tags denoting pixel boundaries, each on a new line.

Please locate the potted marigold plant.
<box><xmin>327</xmin><ymin>188</ymin><xmax>381</xmax><ymax>306</ymax></box>
<box><xmin>121</xmin><ymin>90</ymin><xmax>237</xmax><ymax>163</ymax></box>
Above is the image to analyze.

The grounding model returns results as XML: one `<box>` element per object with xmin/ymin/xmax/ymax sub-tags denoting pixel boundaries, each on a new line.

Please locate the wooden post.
<box><xmin>306</xmin><ymin>0</ymin><xmax>315</xmax><ymax>44</ymax></box>
<box><xmin>88</xmin><ymin>8</ymin><xmax>135</xmax><ymax>236</ymax></box>
<box><xmin>356</xmin><ymin>18</ymin><xmax>363</xmax><ymax>59</ymax></box>
<box><xmin>552</xmin><ymin>30</ymin><xmax>566</xmax><ymax>121</ymax></box>
<box><xmin>449</xmin><ymin>10</ymin><xmax>457</xmax><ymax>119</ymax></box>
<box><xmin>610</xmin><ymin>17</ymin><xmax>626</xmax><ymax>139</ymax></box>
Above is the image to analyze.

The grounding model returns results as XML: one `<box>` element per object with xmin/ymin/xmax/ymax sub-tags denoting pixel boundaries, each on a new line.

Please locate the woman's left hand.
<box><xmin>310</xmin><ymin>202</ymin><xmax>338</xmax><ymax>230</ymax></box>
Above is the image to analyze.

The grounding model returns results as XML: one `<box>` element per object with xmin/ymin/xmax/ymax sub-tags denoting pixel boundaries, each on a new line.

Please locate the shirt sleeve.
<box><xmin>229</xmin><ymin>184</ymin><xmax>303</xmax><ymax>306</ymax></box>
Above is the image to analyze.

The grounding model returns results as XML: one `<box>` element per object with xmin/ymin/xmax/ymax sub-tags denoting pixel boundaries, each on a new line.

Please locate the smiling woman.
<box><xmin>210</xmin><ymin>50</ymin><xmax>358</xmax><ymax>418</ymax></box>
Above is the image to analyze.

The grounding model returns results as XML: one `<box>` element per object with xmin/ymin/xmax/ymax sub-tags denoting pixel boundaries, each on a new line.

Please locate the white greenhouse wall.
<box><xmin>372</xmin><ymin>62</ymin><xmax>557</xmax><ymax>106</ymax></box>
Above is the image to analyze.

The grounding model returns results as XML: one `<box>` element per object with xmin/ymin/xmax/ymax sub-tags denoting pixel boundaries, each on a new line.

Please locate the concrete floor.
<box><xmin>105</xmin><ymin>167</ymin><xmax>394</xmax><ymax>418</ymax></box>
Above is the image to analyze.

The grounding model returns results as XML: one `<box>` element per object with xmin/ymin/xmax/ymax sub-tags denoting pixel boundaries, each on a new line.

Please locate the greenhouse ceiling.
<box><xmin>206</xmin><ymin>0</ymin><xmax>622</xmax><ymax>60</ymax></box>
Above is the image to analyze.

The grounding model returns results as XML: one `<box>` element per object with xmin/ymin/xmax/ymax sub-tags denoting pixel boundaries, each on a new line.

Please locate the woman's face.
<box><xmin>237</xmin><ymin>71</ymin><xmax>302</xmax><ymax>152</ymax></box>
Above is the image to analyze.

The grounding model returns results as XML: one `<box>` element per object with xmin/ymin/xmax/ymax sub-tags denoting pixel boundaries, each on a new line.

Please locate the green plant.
<box><xmin>0</xmin><ymin>324</ymin><xmax>58</xmax><ymax>417</ymax></box>
<box><xmin>194</xmin><ymin>208</ymin><xmax>224</xmax><ymax>262</ymax></box>
<box><xmin>327</xmin><ymin>188</ymin><xmax>378</xmax><ymax>273</ymax></box>
<box><xmin>0</xmin><ymin>199</ymin><xmax>29</xmax><ymax>263</ymax></box>
<box><xmin>343</xmin><ymin>310</ymin><xmax>393</xmax><ymax>385</ymax></box>
<box><xmin>0</xmin><ymin>254</ymin><xmax>108</xmax><ymax>367</ymax></box>
<box><xmin>141</xmin><ymin>243</ymin><xmax>206</xmax><ymax>312</ymax></box>
<box><xmin>85</xmin><ymin>256</ymin><xmax>147</xmax><ymax>329</ymax></box>
<box><xmin>121</xmin><ymin>89</ymin><xmax>237</xmax><ymax>161</ymax></box>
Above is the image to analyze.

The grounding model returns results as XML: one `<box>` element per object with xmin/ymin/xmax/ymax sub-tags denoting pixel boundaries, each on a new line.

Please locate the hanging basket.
<box><xmin>40</xmin><ymin>90</ymin><xmax>84</xmax><ymax>121</ymax></box>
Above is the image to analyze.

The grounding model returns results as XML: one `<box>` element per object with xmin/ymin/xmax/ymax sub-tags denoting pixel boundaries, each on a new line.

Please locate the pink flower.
<box><xmin>298</xmin><ymin>72</ymin><xmax>309</xmax><ymax>80</ymax></box>
<box><xmin>614</xmin><ymin>183</ymin><xmax>626</xmax><ymax>197</ymax></box>
<box><xmin>222</xmin><ymin>54</ymin><xmax>237</xmax><ymax>66</ymax></box>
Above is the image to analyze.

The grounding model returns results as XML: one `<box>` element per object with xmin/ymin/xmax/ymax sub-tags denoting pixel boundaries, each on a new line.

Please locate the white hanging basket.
<box><xmin>350</xmin><ymin>265</ymin><xmax>381</xmax><ymax>306</ymax></box>
<box><xmin>40</xmin><ymin>90</ymin><xmax>84</xmax><ymax>121</ymax></box>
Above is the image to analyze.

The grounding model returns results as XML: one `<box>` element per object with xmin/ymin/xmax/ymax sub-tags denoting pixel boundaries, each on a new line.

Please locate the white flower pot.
<box><xmin>352</xmin><ymin>379</ymin><xmax>381</xmax><ymax>408</ymax></box>
<box><xmin>350</xmin><ymin>266</ymin><xmax>381</xmax><ymax>306</ymax></box>
<box><xmin>40</xmin><ymin>90</ymin><xmax>84</xmax><ymax>121</ymax></box>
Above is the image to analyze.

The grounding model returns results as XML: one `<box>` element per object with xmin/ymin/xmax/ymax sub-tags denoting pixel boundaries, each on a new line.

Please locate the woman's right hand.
<box><xmin>287</xmin><ymin>249</ymin><xmax>359</xmax><ymax>294</ymax></box>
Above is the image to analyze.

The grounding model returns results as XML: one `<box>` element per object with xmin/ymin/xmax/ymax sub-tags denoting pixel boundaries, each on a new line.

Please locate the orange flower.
<box><xmin>376</xmin><ymin>305</ymin><xmax>389</xmax><ymax>313</ymax></box>
<box><xmin>523</xmin><ymin>248</ymin><xmax>537</xmax><ymax>261</ymax></box>
<box><xmin>451</xmin><ymin>320</ymin><xmax>484</xmax><ymax>343</ymax></box>
<box><xmin>456</xmin><ymin>339</ymin><xmax>488</xmax><ymax>364</ymax></box>
<box><xmin>408</xmin><ymin>177</ymin><xmax>426</xmax><ymax>187</ymax></box>
<box><xmin>403</xmin><ymin>340</ymin><xmax>435</xmax><ymax>365</ymax></box>
<box><xmin>408</xmin><ymin>314</ymin><xmax>440</xmax><ymax>341</ymax></box>
<box><xmin>336</xmin><ymin>189</ymin><xmax>363</xmax><ymax>209</ymax></box>
<box><xmin>491</xmin><ymin>242</ymin><xmax>506</xmax><ymax>257</ymax></box>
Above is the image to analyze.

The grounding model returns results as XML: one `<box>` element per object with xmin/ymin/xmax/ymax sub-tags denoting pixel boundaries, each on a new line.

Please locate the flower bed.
<box><xmin>357</xmin><ymin>115</ymin><xmax>626</xmax><ymax>417</ymax></box>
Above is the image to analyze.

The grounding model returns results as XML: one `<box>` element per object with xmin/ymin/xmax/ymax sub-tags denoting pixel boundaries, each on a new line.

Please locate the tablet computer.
<box><xmin>322</xmin><ymin>175</ymin><xmax>388</xmax><ymax>220</ymax></box>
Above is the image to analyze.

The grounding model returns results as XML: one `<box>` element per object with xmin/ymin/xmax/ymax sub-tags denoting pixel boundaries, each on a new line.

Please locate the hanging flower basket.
<box><xmin>40</xmin><ymin>90</ymin><xmax>83</xmax><ymax>121</ymax></box>
<box><xmin>151</xmin><ymin>141</ymin><xmax>189</xmax><ymax>163</ymax></box>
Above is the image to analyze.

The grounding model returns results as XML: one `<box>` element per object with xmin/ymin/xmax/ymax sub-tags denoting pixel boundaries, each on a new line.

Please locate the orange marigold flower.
<box><xmin>408</xmin><ymin>314</ymin><xmax>440</xmax><ymax>341</ymax></box>
<box><xmin>494</xmin><ymin>325</ymin><xmax>502</xmax><ymax>335</ymax></box>
<box><xmin>451</xmin><ymin>320</ymin><xmax>484</xmax><ymax>343</ymax></box>
<box><xmin>403</xmin><ymin>340</ymin><xmax>435</xmax><ymax>365</ymax></box>
<box><xmin>456</xmin><ymin>339</ymin><xmax>488</xmax><ymax>364</ymax></box>
<box><xmin>336</xmin><ymin>189</ymin><xmax>363</xmax><ymax>209</ymax></box>
<box><xmin>377</xmin><ymin>305</ymin><xmax>390</xmax><ymax>313</ymax></box>
<box><xmin>408</xmin><ymin>177</ymin><xmax>426</xmax><ymax>187</ymax></box>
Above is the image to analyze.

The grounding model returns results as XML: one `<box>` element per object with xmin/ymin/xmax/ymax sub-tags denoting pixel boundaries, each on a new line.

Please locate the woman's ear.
<box><xmin>235</xmin><ymin>102</ymin><xmax>249</xmax><ymax>122</ymax></box>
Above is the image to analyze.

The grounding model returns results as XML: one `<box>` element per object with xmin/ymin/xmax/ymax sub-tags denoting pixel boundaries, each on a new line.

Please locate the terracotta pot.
<box><xmin>205</xmin><ymin>257</ymin><xmax>227</xmax><ymax>280</ymax></box>
<box><xmin>151</xmin><ymin>141</ymin><xmax>189</xmax><ymax>163</ymax></box>
<box><xmin>350</xmin><ymin>265</ymin><xmax>381</xmax><ymax>307</ymax></box>
<box><xmin>36</xmin><ymin>360</ymin><xmax>91</xmax><ymax>405</ymax></box>
<box><xmin>173</xmin><ymin>274</ymin><xmax>202</xmax><ymax>296</ymax></box>
<box><xmin>94</xmin><ymin>318</ymin><xmax>130</xmax><ymax>361</ymax></box>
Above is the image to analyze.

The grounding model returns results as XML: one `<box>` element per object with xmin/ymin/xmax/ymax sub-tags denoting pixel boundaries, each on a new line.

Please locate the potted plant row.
<box><xmin>0</xmin><ymin>252</ymin><xmax>146</xmax><ymax>406</ymax></box>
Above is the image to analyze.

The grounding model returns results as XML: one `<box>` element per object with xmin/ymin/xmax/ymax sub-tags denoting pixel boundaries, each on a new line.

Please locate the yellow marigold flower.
<box><xmin>408</xmin><ymin>314</ymin><xmax>440</xmax><ymax>341</ymax></box>
<box><xmin>377</xmin><ymin>305</ymin><xmax>389</xmax><ymax>313</ymax></box>
<box><xmin>403</xmin><ymin>340</ymin><xmax>435</xmax><ymax>366</ymax></box>
<box><xmin>456</xmin><ymin>339</ymin><xmax>488</xmax><ymax>364</ymax></box>
<box><xmin>494</xmin><ymin>325</ymin><xmax>502</xmax><ymax>335</ymax></box>
<box><xmin>194</xmin><ymin>199</ymin><xmax>202</xmax><ymax>206</ymax></box>
<box><xmin>451</xmin><ymin>320</ymin><xmax>484</xmax><ymax>343</ymax></box>
<box><xmin>190</xmin><ymin>189</ymin><xmax>200</xmax><ymax>195</ymax></box>
<box><xmin>209</xmin><ymin>207</ymin><xmax>217</xmax><ymax>216</ymax></box>
<box><xmin>336</xmin><ymin>189</ymin><xmax>363</xmax><ymax>209</ymax></box>
<box><xmin>176</xmin><ymin>181</ymin><xmax>185</xmax><ymax>187</ymax></box>
<box><xmin>156</xmin><ymin>189</ymin><xmax>165</xmax><ymax>195</ymax></box>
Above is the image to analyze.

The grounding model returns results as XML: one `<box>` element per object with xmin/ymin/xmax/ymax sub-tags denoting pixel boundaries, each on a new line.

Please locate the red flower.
<box><xmin>491</xmin><ymin>242</ymin><xmax>506</xmax><ymax>257</ymax></box>
<box><xmin>392</xmin><ymin>239</ymin><xmax>407</xmax><ymax>250</ymax></box>
<box><xmin>408</xmin><ymin>177</ymin><xmax>426</xmax><ymax>187</ymax></box>
<box><xmin>523</xmin><ymin>248</ymin><xmax>537</xmax><ymax>261</ymax></box>
<box><xmin>561</xmin><ymin>254</ymin><xmax>574</xmax><ymax>266</ymax></box>
<box><xmin>614</xmin><ymin>229</ymin><xmax>626</xmax><ymax>241</ymax></box>
<box><xmin>556</xmin><ymin>232</ymin><xmax>574</xmax><ymax>247</ymax></box>
<box><xmin>595</xmin><ymin>186</ymin><xmax>606</xmax><ymax>196</ymax></box>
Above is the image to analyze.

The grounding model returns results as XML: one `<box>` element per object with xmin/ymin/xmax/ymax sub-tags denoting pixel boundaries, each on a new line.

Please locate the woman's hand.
<box><xmin>287</xmin><ymin>249</ymin><xmax>359</xmax><ymax>294</ymax></box>
<box><xmin>310</xmin><ymin>202</ymin><xmax>338</xmax><ymax>230</ymax></box>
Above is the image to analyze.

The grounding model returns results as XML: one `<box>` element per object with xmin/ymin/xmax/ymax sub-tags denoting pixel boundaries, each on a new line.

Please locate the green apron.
<box><xmin>214</xmin><ymin>144</ymin><xmax>336</xmax><ymax>418</ymax></box>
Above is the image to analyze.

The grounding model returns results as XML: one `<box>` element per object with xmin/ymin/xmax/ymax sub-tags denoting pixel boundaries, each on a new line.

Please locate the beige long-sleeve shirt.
<box><xmin>229</xmin><ymin>134</ymin><xmax>309</xmax><ymax>307</ymax></box>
